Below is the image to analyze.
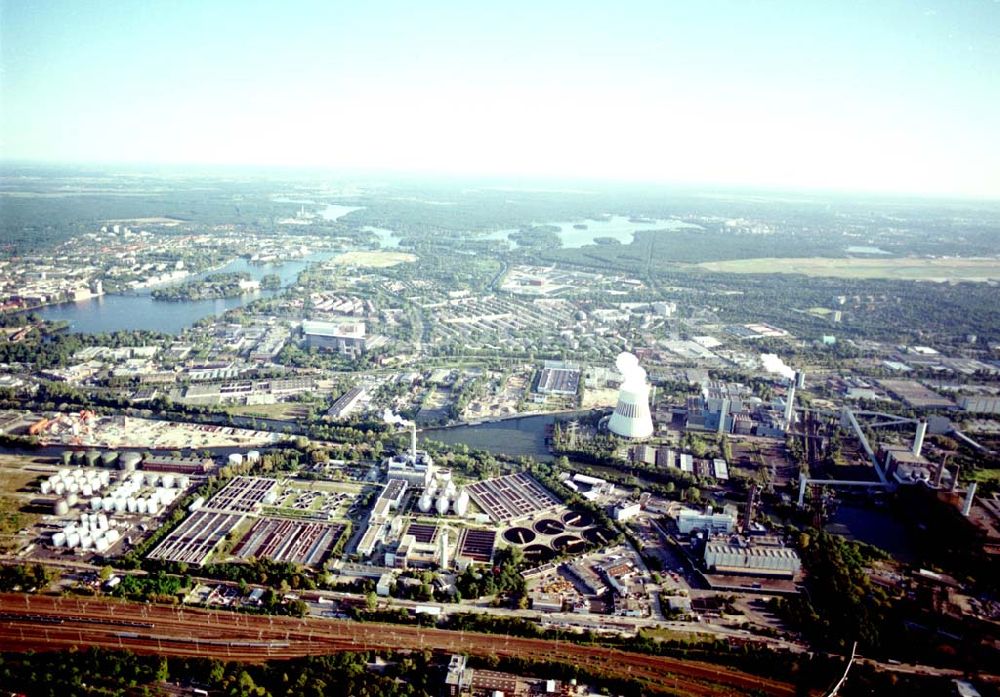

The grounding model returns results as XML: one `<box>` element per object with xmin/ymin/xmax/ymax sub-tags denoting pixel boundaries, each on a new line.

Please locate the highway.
<box><xmin>0</xmin><ymin>593</ymin><xmax>805</xmax><ymax>697</ymax></box>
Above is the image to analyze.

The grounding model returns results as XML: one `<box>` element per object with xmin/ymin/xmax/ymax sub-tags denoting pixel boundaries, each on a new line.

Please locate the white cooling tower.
<box><xmin>608</xmin><ymin>352</ymin><xmax>654</xmax><ymax>440</ymax></box>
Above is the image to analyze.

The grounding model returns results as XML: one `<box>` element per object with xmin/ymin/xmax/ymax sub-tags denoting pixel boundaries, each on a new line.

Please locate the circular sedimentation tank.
<box><xmin>533</xmin><ymin>518</ymin><xmax>565</xmax><ymax>535</ymax></box>
<box><xmin>583</xmin><ymin>527</ymin><xmax>613</xmax><ymax>546</ymax></box>
<box><xmin>502</xmin><ymin>527</ymin><xmax>537</xmax><ymax>545</ymax></box>
<box><xmin>561</xmin><ymin>510</ymin><xmax>594</xmax><ymax>528</ymax></box>
<box><xmin>522</xmin><ymin>544</ymin><xmax>556</xmax><ymax>563</ymax></box>
<box><xmin>552</xmin><ymin>534</ymin><xmax>586</xmax><ymax>553</ymax></box>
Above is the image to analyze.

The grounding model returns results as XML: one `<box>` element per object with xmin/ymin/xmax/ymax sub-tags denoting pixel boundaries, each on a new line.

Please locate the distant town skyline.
<box><xmin>2</xmin><ymin>0</ymin><xmax>1000</xmax><ymax>198</ymax></box>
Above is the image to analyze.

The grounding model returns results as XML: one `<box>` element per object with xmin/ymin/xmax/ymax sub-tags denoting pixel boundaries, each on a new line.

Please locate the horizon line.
<box><xmin>1</xmin><ymin>157</ymin><xmax>999</xmax><ymax>205</ymax></box>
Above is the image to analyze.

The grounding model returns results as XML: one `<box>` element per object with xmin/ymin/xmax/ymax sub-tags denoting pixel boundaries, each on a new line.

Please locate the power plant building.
<box><xmin>676</xmin><ymin>507</ymin><xmax>737</xmax><ymax>534</ymax></box>
<box><xmin>703</xmin><ymin>539</ymin><xmax>801</xmax><ymax>578</ymax></box>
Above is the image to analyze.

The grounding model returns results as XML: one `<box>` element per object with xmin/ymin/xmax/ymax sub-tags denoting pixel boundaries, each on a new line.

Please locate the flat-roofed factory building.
<box><xmin>536</xmin><ymin>362</ymin><xmax>581</xmax><ymax>396</ymax></box>
<box><xmin>302</xmin><ymin>320</ymin><xmax>368</xmax><ymax>358</ymax></box>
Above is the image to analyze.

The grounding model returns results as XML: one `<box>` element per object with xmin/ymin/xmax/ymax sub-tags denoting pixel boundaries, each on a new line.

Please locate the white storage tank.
<box><xmin>99</xmin><ymin>470</ymin><xmax>111</xmax><ymax>486</ymax></box>
<box><xmin>228</xmin><ymin>453</ymin><xmax>244</xmax><ymax>466</ymax></box>
<box><xmin>52</xmin><ymin>532</ymin><xmax>67</xmax><ymax>548</ymax></box>
<box><xmin>247</xmin><ymin>450</ymin><xmax>260</xmax><ymax>463</ymax></box>
<box><xmin>179</xmin><ymin>475</ymin><xmax>191</xmax><ymax>489</ymax></box>
<box><xmin>114</xmin><ymin>498</ymin><xmax>126</xmax><ymax>514</ymax></box>
<box><xmin>94</xmin><ymin>536</ymin><xmax>110</xmax><ymax>553</ymax></box>
<box><xmin>66</xmin><ymin>493</ymin><xmax>79</xmax><ymax>508</ymax></box>
<box><xmin>137</xmin><ymin>498</ymin><xmax>148</xmax><ymax>515</ymax></box>
<box><xmin>127</xmin><ymin>497</ymin><xmax>138</xmax><ymax>513</ymax></box>
<box><xmin>90</xmin><ymin>497</ymin><xmax>102</xmax><ymax>511</ymax></box>
<box><xmin>144</xmin><ymin>472</ymin><xmax>159</xmax><ymax>487</ymax></box>
<box><xmin>97</xmin><ymin>514</ymin><xmax>108</xmax><ymax>530</ymax></box>
<box><xmin>72</xmin><ymin>468</ymin><xmax>83</xmax><ymax>479</ymax></box>
<box><xmin>188</xmin><ymin>496</ymin><xmax>205</xmax><ymax>512</ymax></box>
<box><xmin>53</xmin><ymin>482</ymin><xmax>66</xmax><ymax>496</ymax></box>
<box><xmin>66</xmin><ymin>532</ymin><xmax>80</xmax><ymax>549</ymax></box>
<box><xmin>81</xmin><ymin>484</ymin><xmax>92</xmax><ymax>498</ymax></box>
<box><xmin>67</xmin><ymin>481</ymin><xmax>80</xmax><ymax>494</ymax></box>
<box><xmin>104</xmin><ymin>529</ymin><xmax>120</xmax><ymax>545</ymax></box>
<box><xmin>147</xmin><ymin>499</ymin><xmax>158</xmax><ymax>516</ymax></box>
<box><xmin>435</xmin><ymin>493</ymin><xmax>450</xmax><ymax>515</ymax></box>
<box><xmin>418</xmin><ymin>492</ymin><xmax>433</xmax><ymax>513</ymax></box>
<box><xmin>80</xmin><ymin>534</ymin><xmax>93</xmax><ymax>550</ymax></box>
<box><xmin>162</xmin><ymin>474</ymin><xmax>176</xmax><ymax>489</ymax></box>
<box><xmin>40</xmin><ymin>480</ymin><xmax>52</xmax><ymax>495</ymax></box>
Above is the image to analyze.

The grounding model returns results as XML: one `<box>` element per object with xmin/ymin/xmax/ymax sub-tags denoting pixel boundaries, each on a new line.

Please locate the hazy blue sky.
<box><xmin>2</xmin><ymin>0</ymin><xmax>999</xmax><ymax>197</ymax></box>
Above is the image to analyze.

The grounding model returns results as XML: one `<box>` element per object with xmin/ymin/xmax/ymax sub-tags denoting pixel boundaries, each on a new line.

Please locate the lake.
<box><xmin>320</xmin><ymin>205</ymin><xmax>363</xmax><ymax>221</ymax></box>
<box><xmin>421</xmin><ymin>411</ymin><xmax>597</xmax><ymax>460</ymax></box>
<box><xmin>35</xmin><ymin>251</ymin><xmax>336</xmax><ymax>334</ymax></box>
<box><xmin>845</xmin><ymin>245</ymin><xmax>891</xmax><ymax>255</ymax></box>
<box><xmin>362</xmin><ymin>226</ymin><xmax>402</xmax><ymax>249</ymax></box>
<box><xmin>480</xmin><ymin>215</ymin><xmax>702</xmax><ymax>249</ymax></box>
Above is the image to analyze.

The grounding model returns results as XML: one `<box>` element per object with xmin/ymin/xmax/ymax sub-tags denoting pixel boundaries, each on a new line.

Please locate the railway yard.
<box><xmin>0</xmin><ymin>593</ymin><xmax>802</xmax><ymax>697</ymax></box>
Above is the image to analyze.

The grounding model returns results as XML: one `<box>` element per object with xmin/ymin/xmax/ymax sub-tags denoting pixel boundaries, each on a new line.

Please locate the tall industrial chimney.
<box><xmin>783</xmin><ymin>384</ymin><xmax>796</xmax><ymax>429</ymax></box>
<box><xmin>912</xmin><ymin>421</ymin><xmax>927</xmax><ymax>458</ymax></box>
<box><xmin>438</xmin><ymin>529</ymin><xmax>450</xmax><ymax>570</ymax></box>
<box><xmin>962</xmin><ymin>482</ymin><xmax>977</xmax><ymax>517</ymax></box>
<box><xmin>410</xmin><ymin>422</ymin><xmax>417</xmax><ymax>462</ymax></box>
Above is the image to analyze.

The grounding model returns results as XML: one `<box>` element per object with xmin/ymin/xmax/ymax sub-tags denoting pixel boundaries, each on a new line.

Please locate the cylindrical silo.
<box><xmin>418</xmin><ymin>492</ymin><xmax>433</xmax><ymax>513</ymax></box>
<box><xmin>455</xmin><ymin>489</ymin><xmax>470</xmax><ymax>517</ymax></box>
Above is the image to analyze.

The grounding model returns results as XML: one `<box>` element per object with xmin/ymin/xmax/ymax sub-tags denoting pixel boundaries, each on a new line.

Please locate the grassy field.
<box><xmin>696</xmin><ymin>256</ymin><xmax>1000</xmax><ymax>281</ymax></box>
<box><xmin>329</xmin><ymin>250</ymin><xmax>417</xmax><ymax>268</ymax></box>
<box><xmin>970</xmin><ymin>468</ymin><xmax>1000</xmax><ymax>486</ymax></box>
<box><xmin>228</xmin><ymin>403</ymin><xmax>311</xmax><ymax>420</ymax></box>
<box><xmin>639</xmin><ymin>627</ymin><xmax>715</xmax><ymax>642</ymax></box>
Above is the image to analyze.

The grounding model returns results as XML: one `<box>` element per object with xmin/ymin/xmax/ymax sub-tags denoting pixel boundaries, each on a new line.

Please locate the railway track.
<box><xmin>0</xmin><ymin>594</ymin><xmax>807</xmax><ymax>696</ymax></box>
